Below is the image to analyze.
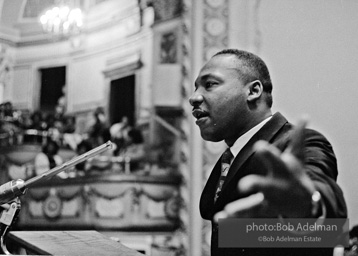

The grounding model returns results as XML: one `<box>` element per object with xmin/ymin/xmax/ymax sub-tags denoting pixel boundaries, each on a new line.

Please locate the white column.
<box><xmin>188</xmin><ymin>0</ymin><xmax>204</xmax><ymax>255</ymax></box>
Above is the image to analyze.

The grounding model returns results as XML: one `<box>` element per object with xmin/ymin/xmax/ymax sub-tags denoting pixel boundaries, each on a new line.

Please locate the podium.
<box><xmin>8</xmin><ymin>230</ymin><xmax>144</xmax><ymax>256</ymax></box>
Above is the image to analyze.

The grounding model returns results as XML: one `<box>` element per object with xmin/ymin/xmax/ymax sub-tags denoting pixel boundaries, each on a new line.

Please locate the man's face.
<box><xmin>189</xmin><ymin>54</ymin><xmax>251</xmax><ymax>145</ymax></box>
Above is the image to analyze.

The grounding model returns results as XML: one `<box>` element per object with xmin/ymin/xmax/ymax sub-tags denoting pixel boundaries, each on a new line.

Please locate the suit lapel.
<box><xmin>219</xmin><ymin>112</ymin><xmax>288</xmax><ymax>196</ymax></box>
<box><xmin>200</xmin><ymin>159</ymin><xmax>222</xmax><ymax>218</ymax></box>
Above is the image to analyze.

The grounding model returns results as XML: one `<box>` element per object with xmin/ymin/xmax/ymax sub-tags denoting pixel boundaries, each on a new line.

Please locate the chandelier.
<box><xmin>40</xmin><ymin>4</ymin><xmax>83</xmax><ymax>36</ymax></box>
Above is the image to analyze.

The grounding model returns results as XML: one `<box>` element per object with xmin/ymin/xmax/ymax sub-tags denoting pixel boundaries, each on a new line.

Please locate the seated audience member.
<box><xmin>19</xmin><ymin>110</ymin><xmax>33</xmax><ymax>130</ymax></box>
<box><xmin>29</xmin><ymin>110</ymin><xmax>46</xmax><ymax>131</ymax></box>
<box><xmin>62</xmin><ymin>115</ymin><xmax>81</xmax><ymax>150</ymax></box>
<box><xmin>63</xmin><ymin>115</ymin><xmax>76</xmax><ymax>134</ymax></box>
<box><xmin>87</xmin><ymin>107</ymin><xmax>111</xmax><ymax>147</ymax></box>
<box><xmin>0</xmin><ymin>103</ymin><xmax>4</xmax><ymax>118</ymax></box>
<box><xmin>0</xmin><ymin>120</ymin><xmax>8</xmax><ymax>146</ymax></box>
<box><xmin>0</xmin><ymin>116</ymin><xmax>20</xmax><ymax>137</ymax></box>
<box><xmin>74</xmin><ymin>140</ymin><xmax>93</xmax><ymax>175</ymax></box>
<box><xmin>44</xmin><ymin>113</ymin><xmax>62</xmax><ymax>143</ymax></box>
<box><xmin>34</xmin><ymin>139</ymin><xmax>64</xmax><ymax>178</ymax></box>
<box><xmin>118</xmin><ymin>128</ymin><xmax>145</xmax><ymax>171</ymax></box>
<box><xmin>54</xmin><ymin>104</ymin><xmax>65</xmax><ymax>124</ymax></box>
<box><xmin>23</xmin><ymin>110</ymin><xmax>45</xmax><ymax>144</ymax></box>
<box><xmin>2</xmin><ymin>101</ymin><xmax>14</xmax><ymax>120</ymax></box>
<box><xmin>110</xmin><ymin>116</ymin><xmax>132</xmax><ymax>155</ymax></box>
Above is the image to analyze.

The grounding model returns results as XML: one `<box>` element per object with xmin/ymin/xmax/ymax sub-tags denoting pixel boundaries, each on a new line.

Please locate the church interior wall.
<box><xmin>0</xmin><ymin>0</ymin><xmax>357</xmax><ymax>255</ymax></box>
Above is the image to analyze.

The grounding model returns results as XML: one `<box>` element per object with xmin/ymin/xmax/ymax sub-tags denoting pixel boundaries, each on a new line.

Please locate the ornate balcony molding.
<box><xmin>17</xmin><ymin>173</ymin><xmax>181</xmax><ymax>231</ymax></box>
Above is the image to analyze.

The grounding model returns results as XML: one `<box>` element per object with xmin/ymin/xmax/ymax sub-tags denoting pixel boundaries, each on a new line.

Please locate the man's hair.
<box><xmin>214</xmin><ymin>49</ymin><xmax>273</xmax><ymax>107</ymax></box>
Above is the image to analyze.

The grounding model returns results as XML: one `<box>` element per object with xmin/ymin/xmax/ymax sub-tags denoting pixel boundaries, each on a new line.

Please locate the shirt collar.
<box><xmin>229</xmin><ymin>116</ymin><xmax>272</xmax><ymax>159</ymax></box>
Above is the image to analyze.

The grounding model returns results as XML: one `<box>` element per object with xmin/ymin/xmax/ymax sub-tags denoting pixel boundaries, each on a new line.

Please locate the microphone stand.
<box><xmin>0</xmin><ymin>141</ymin><xmax>113</xmax><ymax>255</ymax></box>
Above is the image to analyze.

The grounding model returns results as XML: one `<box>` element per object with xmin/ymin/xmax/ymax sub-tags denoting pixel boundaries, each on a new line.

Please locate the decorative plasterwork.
<box><xmin>203</xmin><ymin>0</ymin><xmax>228</xmax><ymax>61</ymax></box>
<box><xmin>159</xmin><ymin>31</ymin><xmax>177</xmax><ymax>64</ymax></box>
<box><xmin>18</xmin><ymin>175</ymin><xmax>181</xmax><ymax>230</ymax></box>
<box><xmin>151</xmin><ymin>0</ymin><xmax>183</xmax><ymax>23</ymax></box>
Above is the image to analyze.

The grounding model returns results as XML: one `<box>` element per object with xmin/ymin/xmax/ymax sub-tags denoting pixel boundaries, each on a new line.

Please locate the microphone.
<box><xmin>0</xmin><ymin>141</ymin><xmax>113</xmax><ymax>205</ymax></box>
<box><xmin>0</xmin><ymin>180</ymin><xmax>26</xmax><ymax>206</ymax></box>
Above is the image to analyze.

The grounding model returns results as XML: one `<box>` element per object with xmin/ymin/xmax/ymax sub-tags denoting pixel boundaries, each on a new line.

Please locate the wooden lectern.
<box><xmin>8</xmin><ymin>230</ymin><xmax>144</xmax><ymax>256</ymax></box>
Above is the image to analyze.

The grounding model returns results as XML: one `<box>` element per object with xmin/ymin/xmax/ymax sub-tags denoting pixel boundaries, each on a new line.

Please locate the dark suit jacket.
<box><xmin>200</xmin><ymin>112</ymin><xmax>347</xmax><ymax>256</ymax></box>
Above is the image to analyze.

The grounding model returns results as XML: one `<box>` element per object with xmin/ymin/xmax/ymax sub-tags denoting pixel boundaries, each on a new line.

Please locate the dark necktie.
<box><xmin>214</xmin><ymin>148</ymin><xmax>233</xmax><ymax>202</ymax></box>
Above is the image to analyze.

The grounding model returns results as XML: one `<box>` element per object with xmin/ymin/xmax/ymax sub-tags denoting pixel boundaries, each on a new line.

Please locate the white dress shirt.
<box><xmin>228</xmin><ymin>116</ymin><xmax>272</xmax><ymax>162</ymax></box>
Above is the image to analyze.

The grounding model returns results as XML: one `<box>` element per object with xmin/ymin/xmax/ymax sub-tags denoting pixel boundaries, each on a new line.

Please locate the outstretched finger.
<box><xmin>238</xmin><ymin>174</ymin><xmax>271</xmax><ymax>195</ymax></box>
<box><xmin>254</xmin><ymin>140</ymin><xmax>292</xmax><ymax>179</ymax></box>
<box><xmin>213</xmin><ymin>192</ymin><xmax>265</xmax><ymax>222</ymax></box>
<box><xmin>285</xmin><ymin>116</ymin><xmax>309</xmax><ymax>161</ymax></box>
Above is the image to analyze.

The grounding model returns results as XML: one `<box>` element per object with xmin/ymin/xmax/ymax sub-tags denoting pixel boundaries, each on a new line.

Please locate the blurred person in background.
<box><xmin>34</xmin><ymin>139</ymin><xmax>64</xmax><ymax>178</ymax></box>
<box><xmin>87</xmin><ymin>107</ymin><xmax>111</xmax><ymax>148</ymax></box>
<box><xmin>110</xmin><ymin>116</ymin><xmax>132</xmax><ymax>156</ymax></box>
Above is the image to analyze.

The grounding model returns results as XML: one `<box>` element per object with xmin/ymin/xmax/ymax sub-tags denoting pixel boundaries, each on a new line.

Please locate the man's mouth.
<box><xmin>192</xmin><ymin>109</ymin><xmax>209</xmax><ymax>120</ymax></box>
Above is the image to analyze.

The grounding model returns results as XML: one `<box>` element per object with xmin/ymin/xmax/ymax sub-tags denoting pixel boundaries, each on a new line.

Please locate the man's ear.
<box><xmin>247</xmin><ymin>80</ymin><xmax>263</xmax><ymax>102</ymax></box>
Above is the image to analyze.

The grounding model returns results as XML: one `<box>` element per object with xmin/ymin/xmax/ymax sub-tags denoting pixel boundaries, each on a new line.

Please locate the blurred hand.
<box><xmin>214</xmin><ymin>117</ymin><xmax>318</xmax><ymax>221</ymax></box>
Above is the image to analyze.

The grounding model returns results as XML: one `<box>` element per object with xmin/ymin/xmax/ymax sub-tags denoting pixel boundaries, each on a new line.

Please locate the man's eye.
<box><xmin>205</xmin><ymin>81</ymin><xmax>215</xmax><ymax>89</ymax></box>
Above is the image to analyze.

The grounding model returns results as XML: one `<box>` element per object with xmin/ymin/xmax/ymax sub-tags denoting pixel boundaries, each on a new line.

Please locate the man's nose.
<box><xmin>189</xmin><ymin>92</ymin><xmax>204</xmax><ymax>106</ymax></box>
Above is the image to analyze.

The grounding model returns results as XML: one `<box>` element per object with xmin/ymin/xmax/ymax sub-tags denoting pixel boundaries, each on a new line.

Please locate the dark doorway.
<box><xmin>39</xmin><ymin>66</ymin><xmax>66</xmax><ymax>113</ymax></box>
<box><xmin>109</xmin><ymin>75</ymin><xmax>135</xmax><ymax>126</ymax></box>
